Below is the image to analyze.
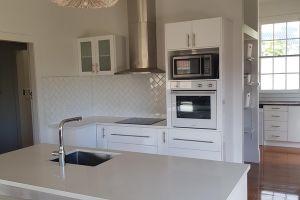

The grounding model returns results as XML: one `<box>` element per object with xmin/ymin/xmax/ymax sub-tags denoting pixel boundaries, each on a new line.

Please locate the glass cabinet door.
<box><xmin>98</xmin><ymin>40</ymin><xmax>111</xmax><ymax>71</ymax></box>
<box><xmin>80</xmin><ymin>41</ymin><xmax>93</xmax><ymax>72</ymax></box>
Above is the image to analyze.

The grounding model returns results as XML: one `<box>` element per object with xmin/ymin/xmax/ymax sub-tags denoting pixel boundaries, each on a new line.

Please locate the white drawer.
<box><xmin>264</xmin><ymin>121</ymin><xmax>288</xmax><ymax>131</ymax></box>
<box><xmin>168</xmin><ymin>128</ymin><xmax>222</xmax><ymax>152</ymax></box>
<box><xmin>105</xmin><ymin>126</ymin><xmax>158</xmax><ymax>146</ymax></box>
<box><xmin>264</xmin><ymin>105</ymin><xmax>288</xmax><ymax>112</ymax></box>
<box><xmin>168</xmin><ymin>148</ymin><xmax>222</xmax><ymax>161</ymax></box>
<box><xmin>264</xmin><ymin>111</ymin><xmax>288</xmax><ymax>122</ymax></box>
<box><xmin>264</xmin><ymin>131</ymin><xmax>287</xmax><ymax>141</ymax></box>
<box><xmin>108</xmin><ymin>142</ymin><xmax>158</xmax><ymax>154</ymax></box>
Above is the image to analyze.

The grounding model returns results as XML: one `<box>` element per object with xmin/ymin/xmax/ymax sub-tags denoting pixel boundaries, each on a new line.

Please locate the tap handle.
<box><xmin>52</xmin><ymin>151</ymin><xmax>60</xmax><ymax>156</ymax></box>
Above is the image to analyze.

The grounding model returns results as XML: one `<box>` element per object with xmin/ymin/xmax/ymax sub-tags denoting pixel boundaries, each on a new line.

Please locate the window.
<box><xmin>260</xmin><ymin>21</ymin><xmax>300</xmax><ymax>91</ymax></box>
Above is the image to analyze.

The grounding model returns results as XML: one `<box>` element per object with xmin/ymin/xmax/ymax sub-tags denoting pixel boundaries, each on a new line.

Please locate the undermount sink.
<box><xmin>51</xmin><ymin>151</ymin><xmax>113</xmax><ymax>167</ymax></box>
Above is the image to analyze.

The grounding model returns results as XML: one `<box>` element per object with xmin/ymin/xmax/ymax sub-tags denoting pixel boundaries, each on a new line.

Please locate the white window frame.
<box><xmin>260</xmin><ymin>20</ymin><xmax>300</xmax><ymax>93</ymax></box>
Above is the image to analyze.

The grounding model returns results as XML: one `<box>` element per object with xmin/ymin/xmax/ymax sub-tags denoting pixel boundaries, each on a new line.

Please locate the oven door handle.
<box><xmin>171</xmin><ymin>90</ymin><xmax>216</xmax><ymax>95</ymax></box>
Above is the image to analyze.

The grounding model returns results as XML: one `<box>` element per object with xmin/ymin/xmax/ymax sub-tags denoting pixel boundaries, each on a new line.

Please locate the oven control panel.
<box><xmin>170</xmin><ymin>80</ymin><xmax>217</xmax><ymax>90</ymax></box>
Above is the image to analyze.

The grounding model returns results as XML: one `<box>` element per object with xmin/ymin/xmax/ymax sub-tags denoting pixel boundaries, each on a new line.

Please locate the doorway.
<box><xmin>0</xmin><ymin>41</ymin><xmax>34</xmax><ymax>154</ymax></box>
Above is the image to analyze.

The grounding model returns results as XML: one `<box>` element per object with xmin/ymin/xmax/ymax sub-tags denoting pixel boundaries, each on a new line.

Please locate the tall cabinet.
<box><xmin>165</xmin><ymin>17</ymin><xmax>235</xmax><ymax>162</ymax></box>
<box><xmin>78</xmin><ymin>35</ymin><xmax>126</xmax><ymax>75</ymax></box>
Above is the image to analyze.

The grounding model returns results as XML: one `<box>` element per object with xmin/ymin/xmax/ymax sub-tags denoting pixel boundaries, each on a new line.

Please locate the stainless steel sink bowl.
<box><xmin>51</xmin><ymin>151</ymin><xmax>113</xmax><ymax>167</ymax></box>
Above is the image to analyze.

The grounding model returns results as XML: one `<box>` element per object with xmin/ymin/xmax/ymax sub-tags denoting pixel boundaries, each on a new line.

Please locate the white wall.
<box><xmin>0</xmin><ymin>0</ymin><xmax>244</xmax><ymax>163</ymax></box>
<box><xmin>260</xmin><ymin>0</ymin><xmax>300</xmax><ymax>23</ymax></box>
<box><xmin>0</xmin><ymin>0</ymin><xmax>129</xmax><ymax>143</ymax></box>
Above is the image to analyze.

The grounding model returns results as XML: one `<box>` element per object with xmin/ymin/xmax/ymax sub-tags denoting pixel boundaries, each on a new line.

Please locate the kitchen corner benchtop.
<box><xmin>49</xmin><ymin>116</ymin><xmax>167</xmax><ymax>129</ymax></box>
<box><xmin>0</xmin><ymin>144</ymin><xmax>250</xmax><ymax>200</ymax></box>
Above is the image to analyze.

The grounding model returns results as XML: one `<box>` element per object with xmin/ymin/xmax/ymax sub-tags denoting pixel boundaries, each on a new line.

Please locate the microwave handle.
<box><xmin>171</xmin><ymin>90</ymin><xmax>216</xmax><ymax>95</ymax></box>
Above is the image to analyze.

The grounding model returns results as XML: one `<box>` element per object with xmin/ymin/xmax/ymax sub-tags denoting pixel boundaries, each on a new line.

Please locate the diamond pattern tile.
<box><xmin>42</xmin><ymin>74</ymin><xmax>166</xmax><ymax>124</ymax></box>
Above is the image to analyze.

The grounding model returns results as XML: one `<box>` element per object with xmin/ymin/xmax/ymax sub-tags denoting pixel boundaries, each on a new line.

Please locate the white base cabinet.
<box><xmin>96</xmin><ymin>125</ymin><xmax>222</xmax><ymax>161</ymax></box>
<box><xmin>167</xmin><ymin>128</ymin><xmax>223</xmax><ymax>161</ymax></box>
<box><xmin>264</xmin><ymin>105</ymin><xmax>300</xmax><ymax>144</ymax></box>
<box><xmin>50</xmin><ymin>124</ymin><xmax>223</xmax><ymax>161</ymax></box>
<box><xmin>288</xmin><ymin>106</ymin><xmax>300</xmax><ymax>142</ymax></box>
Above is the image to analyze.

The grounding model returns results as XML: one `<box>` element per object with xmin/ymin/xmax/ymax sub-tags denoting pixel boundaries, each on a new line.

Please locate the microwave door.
<box><xmin>172</xmin><ymin>56</ymin><xmax>201</xmax><ymax>79</ymax></box>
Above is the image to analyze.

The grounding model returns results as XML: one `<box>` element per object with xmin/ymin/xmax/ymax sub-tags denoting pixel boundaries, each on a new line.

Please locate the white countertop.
<box><xmin>49</xmin><ymin>116</ymin><xmax>167</xmax><ymax>129</ymax></box>
<box><xmin>0</xmin><ymin>144</ymin><xmax>249</xmax><ymax>200</ymax></box>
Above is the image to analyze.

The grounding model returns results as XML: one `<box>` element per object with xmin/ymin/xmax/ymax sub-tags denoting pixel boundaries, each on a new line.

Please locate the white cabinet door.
<box><xmin>165</xmin><ymin>21</ymin><xmax>192</xmax><ymax>50</ymax></box>
<box><xmin>107</xmin><ymin>143</ymin><xmax>157</xmax><ymax>154</ymax></box>
<box><xmin>94</xmin><ymin>35</ymin><xmax>115</xmax><ymax>75</ymax></box>
<box><xmin>78</xmin><ymin>38</ymin><xmax>95</xmax><ymax>75</ymax></box>
<box><xmin>167</xmin><ymin>128</ymin><xmax>222</xmax><ymax>161</ymax></box>
<box><xmin>63</xmin><ymin>125</ymin><xmax>97</xmax><ymax>148</ymax></box>
<box><xmin>157</xmin><ymin>129</ymin><xmax>168</xmax><ymax>155</ymax></box>
<box><xmin>168</xmin><ymin>148</ymin><xmax>222</xmax><ymax>161</ymax></box>
<box><xmin>192</xmin><ymin>18</ymin><xmax>221</xmax><ymax>48</ymax></box>
<box><xmin>96</xmin><ymin>125</ymin><xmax>107</xmax><ymax>149</ymax></box>
<box><xmin>288</xmin><ymin>106</ymin><xmax>300</xmax><ymax>142</ymax></box>
<box><xmin>104</xmin><ymin>126</ymin><xmax>159</xmax><ymax>154</ymax></box>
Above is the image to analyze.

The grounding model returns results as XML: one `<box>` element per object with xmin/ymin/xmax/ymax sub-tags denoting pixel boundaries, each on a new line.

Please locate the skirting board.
<box><xmin>264</xmin><ymin>141</ymin><xmax>300</xmax><ymax>149</ymax></box>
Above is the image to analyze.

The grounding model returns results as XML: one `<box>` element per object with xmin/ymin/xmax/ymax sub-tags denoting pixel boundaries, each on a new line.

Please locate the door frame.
<box><xmin>0</xmin><ymin>31</ymin><xmax>39</xmax><ymax>144</ymax></box>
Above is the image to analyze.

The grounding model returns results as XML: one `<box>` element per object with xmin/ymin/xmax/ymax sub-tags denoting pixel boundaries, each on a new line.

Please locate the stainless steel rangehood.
<box><xmin>116</xmin><ymin>0</ymin><xmax>164</xmax><ymax>74</ymax></box>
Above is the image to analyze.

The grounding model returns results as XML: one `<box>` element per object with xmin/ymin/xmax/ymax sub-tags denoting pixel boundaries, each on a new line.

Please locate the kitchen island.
<box><xmin>0</xmin><ymin>144</ymin><xmax>249</xmax><ymax>200</ymax></box>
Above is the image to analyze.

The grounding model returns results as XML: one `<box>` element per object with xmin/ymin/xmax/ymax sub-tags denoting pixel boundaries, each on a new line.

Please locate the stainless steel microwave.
<box><xmin>172</xmin><ymin>54</ymin><xmax>219</xmax><ymax>79</ymax></box>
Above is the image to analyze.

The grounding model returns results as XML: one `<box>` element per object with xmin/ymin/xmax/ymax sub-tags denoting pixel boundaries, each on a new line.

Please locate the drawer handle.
<box><xmin>271</xmin><ymin>125</ymin><xmax>281</xmax><ymax>128</ymax></box>
<box><xmin>271</xmin><ymin>135</ymin><xmax>280</xmax><ymax>138</ymax></box>
<box><xmin>272</xmin><ymin>115</ymin><xmax>280</xmax><ymax>118</ymax></box>
<box><xmin>271</xmin><ymin>108</ymin><xmax>280</xmax><ymax>110</ymax></box>
<box><xmin>173</xmin><ymin>138</ymin><xmax>214</xmax><ymax>144</ymax></box>
<box><xmin>111</xmin><ymin>134</ymin><xmax>150</xmax><ymax>138</ymax></box>
<box><xmin>163</xmin><ymin>132</ymin><xmax>166</xmax><ymax>144</ymax></box>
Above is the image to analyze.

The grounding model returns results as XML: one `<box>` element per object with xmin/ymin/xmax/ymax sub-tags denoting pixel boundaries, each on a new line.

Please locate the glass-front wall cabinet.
<box><xmin>78</xmin><ymin>35</ymin><xmax>125</xmax><ymax>75</ymax></box>
<box><xmin>80</xmin><ymin>41</ymin><xmax>93</xmax><ymax>73</ymax></box>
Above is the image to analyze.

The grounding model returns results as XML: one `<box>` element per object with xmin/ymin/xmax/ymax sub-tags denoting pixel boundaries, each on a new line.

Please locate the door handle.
<box><xmin>173</xmin><ymin>138</ymin><xmax>214</xmax><ymax>144</ymax></box>
<box><xmin>192</xmin><ymin>33</ymin><xmax>196</xmax><ymax>47</ymax></box>
<box><xmin>163</xmin><ymin>132</ymin><xmax>166</xmax><ymax>144</ymax></box>
<box><xmin>102</xmin><ymin>128</ymin><xmax>105</xmax><ymax>138</ymax></box>
<box><xmin>187</xmin><ymin>34</ymin><xmax>190</xmax><ymax>47</ymax></box>
<box><xmin>111</xmin><ymin>134</ymin><xmax>150</xmax><ymax>138</ymax></box>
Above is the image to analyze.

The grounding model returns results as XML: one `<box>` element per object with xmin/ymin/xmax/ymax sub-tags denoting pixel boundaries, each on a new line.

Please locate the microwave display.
<box><xmin>174</xmin><ymin>58</ymin><xmax>200</xmax><ymax>75</ymax></box>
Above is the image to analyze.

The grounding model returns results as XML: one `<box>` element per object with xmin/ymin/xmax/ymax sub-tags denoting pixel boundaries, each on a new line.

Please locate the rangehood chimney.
<box><xmin>116</xmin><ymin>0</ymin><xmax>164</xmax><ymax>74</ymax></box>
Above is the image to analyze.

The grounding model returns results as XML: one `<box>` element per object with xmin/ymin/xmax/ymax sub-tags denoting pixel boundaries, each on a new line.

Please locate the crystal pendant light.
<box><xmin>52</xmin><ymin>0</ymin><xmax>119</xmax><ymax>9</ymax></box>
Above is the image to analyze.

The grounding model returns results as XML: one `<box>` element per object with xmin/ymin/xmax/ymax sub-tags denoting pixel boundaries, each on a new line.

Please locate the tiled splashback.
<box><xmin>42</xmin><ymin>74</ymin><xmax>166</xmax><ymax>125</ymax></box>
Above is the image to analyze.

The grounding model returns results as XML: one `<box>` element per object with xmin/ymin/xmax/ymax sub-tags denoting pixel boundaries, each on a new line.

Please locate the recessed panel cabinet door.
<box><xmin>288</xmin><ymin>106</ymin><xmax>300</xmax><ymax>142</ymax></box>
<box><xmin>165</xmin><ymin>21</ymin><xmax>192</xmax><ymax>50</ymax></box>
<box><xmin>64</xmin><ymin>125</ymin><xmax>97</xmax><ymax>148</ymax></box>
<box><xmin>192</xmin><ymin>18</ymin><xmax>221</xmax><ymax>48</ymax></box>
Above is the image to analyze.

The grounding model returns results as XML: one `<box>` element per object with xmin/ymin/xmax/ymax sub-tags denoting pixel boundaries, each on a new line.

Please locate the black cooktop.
<box><xmin>115</xmin><ymin>118</ymin><xmax>165</xmax><ymax>125</ymax></box>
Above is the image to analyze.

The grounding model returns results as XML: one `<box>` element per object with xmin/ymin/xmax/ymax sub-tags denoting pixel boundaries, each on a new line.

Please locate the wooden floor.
<box><xmin>248</xmin><ymin>146</ymin><xmax>300</xmax><ymax>200</ymax></box>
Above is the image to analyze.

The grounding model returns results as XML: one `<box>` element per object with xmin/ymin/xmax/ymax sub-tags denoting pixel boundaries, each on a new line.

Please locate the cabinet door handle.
<box><xmin>272</xmin><ymin>115</ymin><xmax>280</xmax><ymax>118</ymax></box>
<box><xmin>187</xmin><ymin>34</ymin><xmax>190</xmax><ymax>47</ymax></box>
<box><xmin>271</xmin><ymin>135</ymin><xmax>280</xmax><ymax>138</ymax></box>
<box><xmin>111</xmin><ymin>134</ymin><xmax>150</xmax><ymax>138</ymax></box>
<box><xmin>163</xmin><ymin>132</ymin><xmax>166</xmax><ymax>144</ymax></box>
<box><xmin>192</xmin><ymin>33</ymin><xmax>196</xmax><ymax>47</ymax></box>
<box><xmin>271</xmin><ymin>107</ymin><xmax>280</xmax><ymax>110</ymax></box>
<box><xmin>102</xmin><ymin>128</ymin><xmax>105</xmax><ymax>138</ymax></box>
<box><xmin>173</xmin><ymin>138</ymin><xmax>214</xmax><ymax>144</ymax></box>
